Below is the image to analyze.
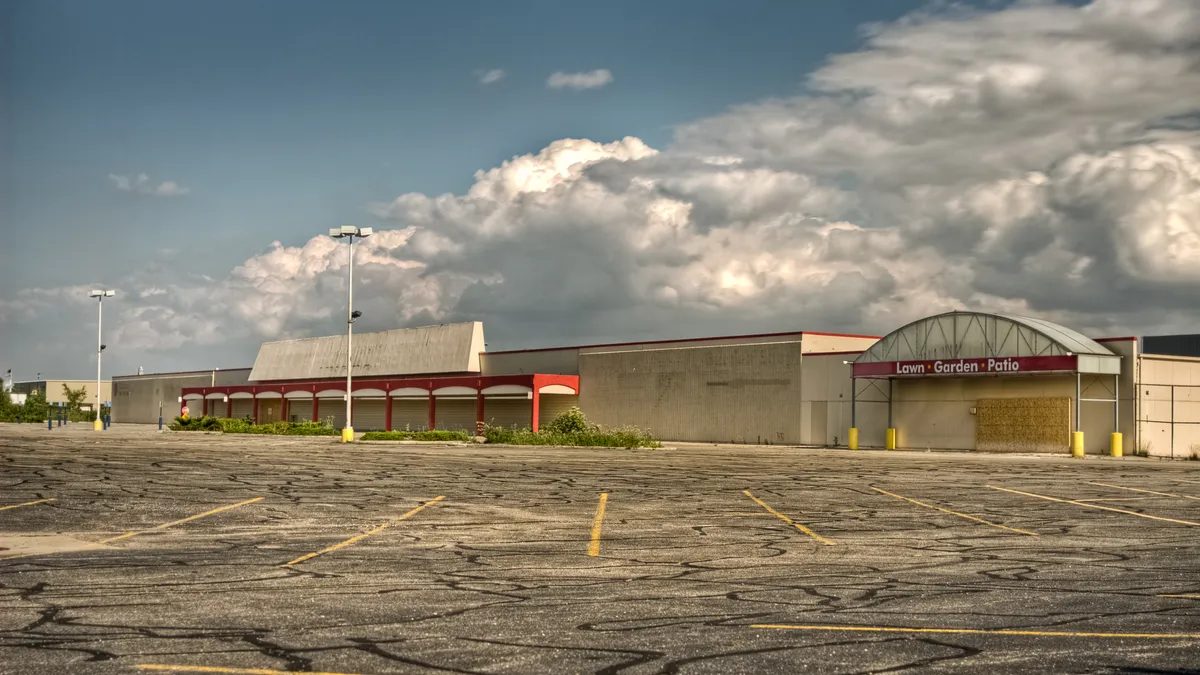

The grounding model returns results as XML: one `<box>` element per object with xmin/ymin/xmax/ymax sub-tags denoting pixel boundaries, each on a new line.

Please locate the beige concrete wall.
<box><xmin>112</xmin><ymin>369</ymin><xmax>252</xmax><ymax>424</ymax></box>
<box><xmin>1137</xmin><ymin>353</ymin><xmax>1200</xmax><ymax>458</ymax></box>
<box><xmin>797</xmin><ymin>353</ymin><xmax>881</xmax><ymax>447</ymax></box>
<box><xmin>579</xmin><ymin>342</ymin><xmax>803</xmax><ymax>444</ymax></box>
<box><xmin>800</xmin><ymin>334</ymin><xmax>879</xmax><ymax>354</ymax></box>
<box><xmin>44</xmin><ymin>380</ymin><xmax>113</xmax><ymax>408</ymax></box>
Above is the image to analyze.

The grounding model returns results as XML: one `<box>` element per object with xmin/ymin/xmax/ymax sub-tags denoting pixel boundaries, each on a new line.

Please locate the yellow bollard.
<box><xmin>1070</xmin><ymin>431</ymin><xmax>1085</xmax><ymax>457</ymax></box>
<box><xmin>1110</xmin><ymin>432</ymin><xmax>1123</xmax><ymax>457</ymax></box>
<box><xmin>886</xmin><ymin>428</ymin><xmax>897</xmax><ymax>450</ymax></box>
<box><xmin>848</xmin><ymin>427</ymin><xmax>859</xmax><ymax>450</ymax></box>
<box><xmin>93</xmin><ymin>419</ymin><xmax>104</xmax><ymax>432</ymax></box>
<box><xmin>341</xmin><ymin>427</ymin><xmax>355</xmax><ymax>443</ymax></box>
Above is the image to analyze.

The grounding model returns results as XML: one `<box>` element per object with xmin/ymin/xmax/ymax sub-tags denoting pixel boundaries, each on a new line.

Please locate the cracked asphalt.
<box><xmin>2</xmin><ymin>423</ymin><xmax>1200</xmax><ymax>674</ymax></box>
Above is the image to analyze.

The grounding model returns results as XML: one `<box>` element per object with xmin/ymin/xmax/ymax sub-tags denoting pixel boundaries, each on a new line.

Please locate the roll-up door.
<box><xmin>539</xmin><ymin>394</ymin><xmax>580</xmax><ymax>427</ymax></box>
<box><xmin>288</xmin><ymin>399</ymin><xmax>314</xmax><ymax>422</ymax></box>
<box><xmin>391</xmin><ymin>399</ymin><xmax>428</xmax><ymax>431</ymax></box>
<box><xmin>354</xmin><ymin>399</ymin><xmax>387</xmax><ymax>431</ymax></box>
<box><xmin>318</xmin><ymin>399</ymin><xmax>346</xmax><ymax>429</ymax></box>
<box><xmin>231</xmin><ymin>399</ymin><xmax>254</xmax><ymax>420</ymax></box>
<box><xmin>435</xmin><ymin>398</ymin><xmax>476</xmax><ymax>431</ymax></box>
<box><xmin>483</xmin><ymin>398</ymin><xmax>531</xmax><ymax>430</ymax></box>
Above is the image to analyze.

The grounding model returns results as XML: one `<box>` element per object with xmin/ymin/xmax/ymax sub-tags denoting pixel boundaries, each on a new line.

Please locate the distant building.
<box><xmin>11</xmin><ymin>379</ymin><xmax>113</xmax><ymax>411</ymax></box>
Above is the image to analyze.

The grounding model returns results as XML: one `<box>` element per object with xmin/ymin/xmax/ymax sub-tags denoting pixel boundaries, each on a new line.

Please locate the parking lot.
<box><xmin>2</xmin><ymin>424</ymin><xmax>1199</xmax><ymax>674</ymax></box>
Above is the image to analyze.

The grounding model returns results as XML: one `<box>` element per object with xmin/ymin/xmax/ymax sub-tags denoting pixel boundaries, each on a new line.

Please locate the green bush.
<box><xmin>360</xmin><ymin>430</ymin><xmax>472</xmax><ymax>442</ymax></box>
<box><xmin>542</xmin><ymin>406</ymin><xmax>594</xmax><ymax>434</ymax></box>
<box><xmin>169</xmin><ymin>416</ymin><xmax>338</xmax><ymax>436</ymax></box>
<box><xmin>482</xmin><ymin>408</ymin><xmax>659</xmax><ymax>449</ymax></box>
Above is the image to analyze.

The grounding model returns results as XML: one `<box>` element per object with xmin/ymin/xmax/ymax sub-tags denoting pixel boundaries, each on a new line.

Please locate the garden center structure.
<box><xmin>112</xmin><ymin>312</ymin><xmax>1200</xmax><ymax>457</ymax></box>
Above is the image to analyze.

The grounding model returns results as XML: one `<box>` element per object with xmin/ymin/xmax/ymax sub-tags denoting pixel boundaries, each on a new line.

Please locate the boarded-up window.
<box><xmin>976</xmin><ymin>397</ymin><xmax>1069</xmax><ymax>452</ymax></box>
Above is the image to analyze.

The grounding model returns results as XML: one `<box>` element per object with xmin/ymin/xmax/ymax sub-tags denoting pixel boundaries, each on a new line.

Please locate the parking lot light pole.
<box><xmin>328</xmin><ymin>226</ymin><xmax>372</xmax><ymax>443</ymax></box>
<box><xmin>88</xmin><ymin>290</ymin><xmax>115</xmax><ymax>431</ymax></box>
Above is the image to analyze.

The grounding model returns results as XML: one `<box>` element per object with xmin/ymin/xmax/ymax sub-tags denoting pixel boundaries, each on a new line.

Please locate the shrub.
<box><xmin>480</xmin><ymin>408</ymin><xmax>660</xmax><ymax>449</ymax></box>
<box><xmin>360</xmin><ymin>430</ymin><xmax>472</xmax><ymax>442</ymax></box>
<box><xmin>543</xmin><ymin>406</ymin><xmax>595</xmax><ymax>434</ymax></box>
<box><xmin>169</xmin><ymin>417</ymin><xmax>338</xmax><ymax>436</ymax></box>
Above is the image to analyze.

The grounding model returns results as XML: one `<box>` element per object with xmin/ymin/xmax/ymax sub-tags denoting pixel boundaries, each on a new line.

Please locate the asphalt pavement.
<box><xmin>1</xmin><ymin>423</ymin><xmax>1199</xmax><ymax>674</ymax></box>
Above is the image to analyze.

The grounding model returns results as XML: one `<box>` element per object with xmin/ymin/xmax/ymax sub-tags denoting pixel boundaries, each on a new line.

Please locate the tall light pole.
<box><xmin>89</xmin><ymin>290</ymin><xmax>115</xmax><ymax>431</ymax></box>
<box><xmin>328</xmin><ymin>225</ymin><xmax>372</xmax><ymax>442</ymax></box>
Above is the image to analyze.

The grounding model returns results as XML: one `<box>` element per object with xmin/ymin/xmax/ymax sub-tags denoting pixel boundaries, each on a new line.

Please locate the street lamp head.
<box><xmin>89</xmin><ymin>289</ymin><xmax>115</xmax><ymax>298</ymax></box>
<box><xmin>100</xmin><ymin>344</ymin><xmax>107</xmax><ymax>351</ymax></box>
<box><xmin>105</xmin><ymin>290</ymin><xmax>115</xmax><ymax>297</ymax></box>
<box><xmin>358</xmin><ymin>227</ymin><xmax>373</xmax><ymax>237</ymax></box>
<box><xmin>340</xmin><ymin>225</ymin><xmax>358</xmax><ymax>235</ymax></box>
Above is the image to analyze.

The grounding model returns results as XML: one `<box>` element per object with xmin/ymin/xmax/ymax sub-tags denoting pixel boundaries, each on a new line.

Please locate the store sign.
<box><xmin>853</xmin><ymin>355</ymin><xmax>1077</xmax><ymax>378</ymax></box>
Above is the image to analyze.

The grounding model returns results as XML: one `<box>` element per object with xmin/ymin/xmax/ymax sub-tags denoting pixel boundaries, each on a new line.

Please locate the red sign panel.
<box><xmin>852</xmin><ymin>355</ymin><xmax>1077</xmax><ymax>378</ymax></box>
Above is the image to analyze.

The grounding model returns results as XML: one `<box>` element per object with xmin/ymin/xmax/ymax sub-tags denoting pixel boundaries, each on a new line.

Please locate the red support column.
<box><xmin>253</xmin><ymin>397</ymin><xmax>260</xmax><ymax>424</ymax></box>
<box><xmin>311</xmin><ymin>396</ymin><xmax>319</xmax><ymax>423</ymax></box>
<box><xmin>428</xmin><ymin>394</ymin><xmax>436</xmax><ymax>430</ymax></box>
<box><xmin>531</xmin><ymin>375</ymin><xmax>540</xmax><ymax>432</ymax></box>
<box><xmin>385</xmin><ymin>393</ymin><xmax>393</xmax><ymax>431</ymax></box>
<box><xmin>226</xmin><ymin>397</ymin><xmax>232</xmax><ymax>418</ymax></box>
<box><xmin>476</xmin><ymin>392</ymin><xmax>484</xmax><ymax>435</ymax></box>
<box><xmin>201</xmin><ymin>399</ymin><xmax>207</xmax><ymax>417</ymax></box>
<box><xmin>282</xmin><ymin>397</ymin><xmax>289</xmax><ymax>423</ymax></box>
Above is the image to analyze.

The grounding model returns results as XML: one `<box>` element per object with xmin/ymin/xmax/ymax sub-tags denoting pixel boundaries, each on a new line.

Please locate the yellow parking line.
<box><xmin>588</xmin><ymin>492</ymin><xmax>608</xmax><ymax>557</ymax></box>
<box><xmin>283</xmin><ymin>496</ymin><xmax>445</xmax><ymax>567</ymax></box>
<box><xmin>1075</xmin><ymin>497</ymin><xmax>1149</xmax><ymax>503</ymax></box>
<box><xmin>138</xmin><ymin>664</ymin><xmax>364</xmax><ymax>675</ymax></box>
<box><xmin>743</xmin><ymin>490</ymin><xmax>834</xmax><ymax>545</ymax></box>
<box><xmin>1159</xmin><ymin>594</ymin><xmax>1200</xmax><ymax>600</ymax></box>
<box><xmin>751</xmin><ymin>624</ymin><xmax>1200</xmax><ymax>639</ymax></box>
<box><xmin>1088</xmin><ymin>482</ymin><xmax>1200</xmax><ymax>501</ymax></box>
<box><xmin>0</xmin><ymin>498</ymin><xmax>55</xmax><ymax>512</ymax></box>
<box><xmin>871</xmin><ymin>487</ymin><xmax>1037</xmax><ymax>536</ymax></box>
<box><xmin>987</xmin><ymin>486</ymin><xmax>1200</xmax><ymax>527</ymax></box>
<box><xmin>98</xmin><ymin>497</ymin><xmax>265</xmax><ymax>544</ymax></box>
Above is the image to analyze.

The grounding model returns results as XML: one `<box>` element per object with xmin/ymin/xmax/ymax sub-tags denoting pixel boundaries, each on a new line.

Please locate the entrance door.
<box><xmin>259</xmin><ymin>400</ymin><xmax>281</xmax><ymax>423</ymax></box>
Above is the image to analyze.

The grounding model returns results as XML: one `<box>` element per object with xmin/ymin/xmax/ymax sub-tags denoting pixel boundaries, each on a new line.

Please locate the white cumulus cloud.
<box><xmin>108</xmin><ymin>173</ymin><xmax>190</xmax><ymax>196</ymax></box>
<box><xmin>547</xmin><ymin>69</ymin><xmax>613</xmax><ymax>90</ymax></box>
<box><xmin>477</xmin><ymin>68</ymin><xmax>506</xmax><ymax>85</ymax></box>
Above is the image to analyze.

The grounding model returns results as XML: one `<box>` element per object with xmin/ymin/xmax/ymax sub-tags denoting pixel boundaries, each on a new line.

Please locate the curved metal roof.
<box><xmin>855</xmin><ymin>311</ymin><xmax>1115</xmax><ymax>364</ymax></box>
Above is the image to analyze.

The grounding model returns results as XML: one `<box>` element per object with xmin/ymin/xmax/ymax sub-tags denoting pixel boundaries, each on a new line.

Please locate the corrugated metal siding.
<box><xmin>539</xmin><ymin>394</ymin><xmax>579</xmax><ymax>427</ymax></box>
<box><xmin>288</xmin><ymin>400</ymin><xmax>315</xmax><ymax>422</ymax></box>
<box><xmin>249</xmin><ymin>322</ymin><xmax>484</xmax><ymax>381</ymax></box>
<box><xmin>484</xmin><ymin>398</ymin><xmax>531</xmax><ymax>430</ymax></box>
<box><xmin>231</xmin><ymin>399</ymin><xmax>254</xmax><ymax>420</ymax></box>
<box><xmin>1142</xmin><ymin>334</ymin><xmax>1200</xmax><ymax>358</ymax></box>
<box><xmin>436</xmin><ymin>399</ymin><xmax>476</xmax><ymax>431</ymax></box>
<box><xmin>354</xmin><ymin>399</ymin><xmax>387</xmax><ymax>431</ymax></box>
<box><xmin>391</xmin><ymin>399</ymin><xmax>428</xmax><ymax>431</ymax></box>
<box><xmin>318</xmin><ymin>399</ymin><xmax>346</xmax><ymax>429</ymax></box>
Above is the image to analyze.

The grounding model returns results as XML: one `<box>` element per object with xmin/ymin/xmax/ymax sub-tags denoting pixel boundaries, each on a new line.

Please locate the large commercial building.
<box><xmin>112</xmin><ymin>311</ymin><xmax>1200</xmax><ymax>458</ymax></box>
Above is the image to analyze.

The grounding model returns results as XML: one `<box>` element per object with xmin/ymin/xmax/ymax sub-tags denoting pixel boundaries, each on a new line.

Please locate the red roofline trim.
<box><xmin>1093</xmin><ymin>337</ymin><xmax>1137</xmax><ymax>343</ymax></box>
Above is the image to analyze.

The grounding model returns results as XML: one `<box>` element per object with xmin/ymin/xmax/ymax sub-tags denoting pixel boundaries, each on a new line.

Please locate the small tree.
<box><xmin>62</xmin><ymin>384</ymin><xmax>88</xmax><ymax>416</ymax></box>
<box><xmin>22</xmin><ymin>388</ymin><xmax>48</xmax><ymax>423</ymax></box>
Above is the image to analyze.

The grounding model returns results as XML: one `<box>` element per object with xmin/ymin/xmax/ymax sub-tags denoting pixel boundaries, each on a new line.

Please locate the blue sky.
<box><xmin>5</xmin><ymin>0</ymin><xmax>928</xmax><ymax>288</ymax></box>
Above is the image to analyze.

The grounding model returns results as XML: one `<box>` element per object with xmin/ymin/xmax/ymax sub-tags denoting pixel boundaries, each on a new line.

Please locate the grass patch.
<box><xmin>169</xmin><ymin>416</ymin><xmax>339</xmax><ymax>436</ymax></box>
<box><xmin>482</xmin><ymin>407</ymin><xmax>661</xmax><ymax>449</ymax></box>
<box><xmin>360</xmin><ymin>430</ymin><xmax>472</xmax><ymax>442</ymax></box>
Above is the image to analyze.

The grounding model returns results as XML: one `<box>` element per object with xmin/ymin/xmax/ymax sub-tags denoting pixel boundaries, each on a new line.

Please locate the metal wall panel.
<box><xmin>111</xmin><ymin>368</ymin><xmax>253</xmax><ymax>424</ymax></box>
<box><xmin>483</xmin><ymin>398</ymin><xmax>531</xmax><ymax>430</ymax></box>
<box><xmin>249</xmin><ymin>322</ymin><xmax>484</xmax><ymax>381</ymax></box>
<box><xmin>539</xmin><ymin>394</ymin><xmax>579</xmax><ymax>427</ymax></box>
<box><xmin>435</xmin><ymin>399</ymin><xmax>476</xmax><ymax>431</ymax></box>
<box><xmin>318</xmin><ymin>399</ymin><xmax>346</xmax><ymax>429</ymax></box>
<box><xmin>231</xmin><ymin>399</ymin><xmax>253</xmax><ymax>420</ymax></box>
<box><xmin>391</xmin><ymin>399</ymin><xmax>428</xmax><ymax>431</ymax></box>
<box><xmin>288</xmin><ymin>400</ymin><xmax>315</xmax><ymax>422</ymax></box>
<box><xmin>354</xmin><ymin>399</ymin><xmax>387</xmax><ymax>431</ymax></box>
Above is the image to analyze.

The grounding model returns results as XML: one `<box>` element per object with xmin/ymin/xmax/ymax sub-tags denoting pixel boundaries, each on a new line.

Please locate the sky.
<box><xmin>2</xmin><ymin>0</ymin><xmax>1198</xmax><ymax>383</ymax></box>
